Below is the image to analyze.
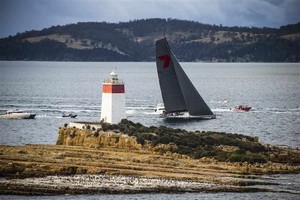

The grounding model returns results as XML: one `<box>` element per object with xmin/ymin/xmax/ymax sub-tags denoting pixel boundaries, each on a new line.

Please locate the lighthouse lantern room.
<box><xmin>100</xmin><ymin>69</ymin><xmax>126</xmax><ymax>124</ymax></box>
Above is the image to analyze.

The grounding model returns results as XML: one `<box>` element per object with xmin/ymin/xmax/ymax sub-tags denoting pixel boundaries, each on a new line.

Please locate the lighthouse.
<box><xmin>100</xmin><ymin>69</ymin><xmax>126</xmax><ymax>124</ymax></box>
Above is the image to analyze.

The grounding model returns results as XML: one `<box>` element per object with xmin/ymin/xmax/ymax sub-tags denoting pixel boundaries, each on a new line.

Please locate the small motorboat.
<box><xmin>62</xmin><ymin>113</ymin><xmax>77</xmax><ymax>118</ymax></box>
<box><xmin>234</xmin><ymin>105</ymin><xmax>252</xmax><ymax>112</ymax></box>
<box><xmin>155</xmin><ymin>103</ymin><xmax>165</xmax><ymax>115</ymax></box>
<box><xmin>0</xmin><ymin>109</ymin><xmax>36</xmax><ymax>119</ymax></box>
<box><xmin>70</xmin><ymin>114</ymin><xmax>77</xmax><ymax>118</ymax></box>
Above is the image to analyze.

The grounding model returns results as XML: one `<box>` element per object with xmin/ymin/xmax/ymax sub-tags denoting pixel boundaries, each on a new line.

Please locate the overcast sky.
<box><xmin>1</xmin><ymin>0</ymin><xmax>299</xmax><ymax>38</ymax></box>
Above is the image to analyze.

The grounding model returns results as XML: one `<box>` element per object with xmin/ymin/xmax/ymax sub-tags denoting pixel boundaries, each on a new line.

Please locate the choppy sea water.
<box><xmin>0</xmin><ymin>61</ymin><xmax>299</xmax><ymax>147</ymax></box>
<box><xmin>0</xmin><ymin>61</ymin><xmax>299</xmax><ymax>199</ymax></box>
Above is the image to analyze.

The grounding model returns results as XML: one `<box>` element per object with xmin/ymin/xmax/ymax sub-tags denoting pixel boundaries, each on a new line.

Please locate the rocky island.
<box><xmin>0</xmin><ymin>119</ymin><xmax>299</xmax><ymax>195</ymax></box>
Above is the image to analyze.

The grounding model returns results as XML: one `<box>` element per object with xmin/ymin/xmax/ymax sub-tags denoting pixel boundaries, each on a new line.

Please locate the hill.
<box><xmin>0</xmin><ymin>18</ymin><xmax>299</xmax><ymax>62</ymax></box>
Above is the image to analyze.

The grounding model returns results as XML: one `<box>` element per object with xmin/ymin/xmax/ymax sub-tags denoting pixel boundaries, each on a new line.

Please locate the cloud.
<box><xmin>0</xmin><ymin>0</ymin><xmax>299</xmax><ymax>38</ymax></box>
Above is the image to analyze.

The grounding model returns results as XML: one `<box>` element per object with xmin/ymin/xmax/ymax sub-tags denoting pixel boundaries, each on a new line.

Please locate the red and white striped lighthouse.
<box><xmin>100</xmin><ymin>69</ymin><xmax>126</xmax><ymax>124</ymax></box>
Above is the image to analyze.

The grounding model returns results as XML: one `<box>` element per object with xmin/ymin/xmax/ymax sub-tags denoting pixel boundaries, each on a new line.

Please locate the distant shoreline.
<box><xmin>1</xmin><ymin>19</ymin><xmax>299</xmax><ymax>62</ymax></box>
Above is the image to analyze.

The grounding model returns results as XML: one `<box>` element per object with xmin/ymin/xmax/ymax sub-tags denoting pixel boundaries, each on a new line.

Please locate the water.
<box><xmin>0</xmin><ymin>61</ymin><xmax>299</xmax><ymax>199</ymax></box>
<box><xmin>1</xmin><ymin>192</ymin><xmax>300</xmax><ymax>200</ymax></box>
<box><xmin>0</xmin><ymin>61</ymin><xmax>299</xmax><ymax>147</ymax></box>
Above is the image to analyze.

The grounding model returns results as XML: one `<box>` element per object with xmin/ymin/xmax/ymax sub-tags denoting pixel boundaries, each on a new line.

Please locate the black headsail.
<box><xmin>155</xmin><ymin>38</ymin><xmax>214</xmax><ymax>116</ymax></box>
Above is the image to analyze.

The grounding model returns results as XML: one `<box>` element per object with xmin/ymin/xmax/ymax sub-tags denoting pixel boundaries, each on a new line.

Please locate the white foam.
<box><xmin>126</xmin><ymin>110</ymin><xmax>136</xmax><ymax>115</ymax></box>
<box><xmin>212</xmin><ymin>108</ymin><xmax>232</xmax><ymax>112</ymax></box>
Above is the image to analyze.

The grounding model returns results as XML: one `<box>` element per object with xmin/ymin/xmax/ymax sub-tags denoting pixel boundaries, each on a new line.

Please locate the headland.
<box><xmin>0</xmin><ymin>119</ymin><xmax>299</xmax><ymax>195</ymax></box>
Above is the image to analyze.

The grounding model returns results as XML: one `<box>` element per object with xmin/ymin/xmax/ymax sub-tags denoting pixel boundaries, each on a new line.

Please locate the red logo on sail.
<box><xmin>158</xmin><ymin>55</ymin><xmax>171</xmax><ymax>68</ymax></box>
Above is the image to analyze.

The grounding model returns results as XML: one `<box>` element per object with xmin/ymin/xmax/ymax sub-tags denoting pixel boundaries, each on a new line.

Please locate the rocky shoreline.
<box><xmin>0</xmin><ymin>174</ymin><xmax>275</xmax><ymax>195</ymax></box>
<box><xmin>0</xmin><ymin>144</ymin><xmax>299</xmax><ymax>195</ymax></box>
<box><xmin>0</xmin><ymin>120</ymin><xmax>299</xmax><ymax>195</ymax></box>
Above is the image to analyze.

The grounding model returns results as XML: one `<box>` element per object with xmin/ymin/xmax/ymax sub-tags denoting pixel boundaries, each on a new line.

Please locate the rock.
<box><xmin>269</xmin><ymin>154</ymin><xmax>276</xmax><ymax>160</ymax></box>
<box><xmin>57</xmin><ymin>127</ymin><xmax>140</xmax><ymax>150</ymax></box>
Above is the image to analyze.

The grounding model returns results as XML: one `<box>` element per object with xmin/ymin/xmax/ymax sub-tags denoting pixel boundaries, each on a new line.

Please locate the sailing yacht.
<box><xmin>155</xmin><ymin>38</ymin><xmax>216</xmax><ymax>119</ymax></box>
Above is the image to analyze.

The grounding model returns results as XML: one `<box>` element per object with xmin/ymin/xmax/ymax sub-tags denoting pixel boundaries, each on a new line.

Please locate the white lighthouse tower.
<box><xmin>100</xmin><ymin>69</ymin><xmax>126</xmax><ymax>124</ymax></box>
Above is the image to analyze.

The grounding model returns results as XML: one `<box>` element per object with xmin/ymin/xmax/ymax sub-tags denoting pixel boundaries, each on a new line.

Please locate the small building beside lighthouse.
<box><xmin>100</xmin><ymin>70</ymin><xmax>126</xmax><ymax>124</ymax></box>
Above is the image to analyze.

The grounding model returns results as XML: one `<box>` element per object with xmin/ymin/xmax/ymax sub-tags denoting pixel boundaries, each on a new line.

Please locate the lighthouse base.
<box><xmin>100</xmin><ymin>93</ymin><xmax>126</xmax><ymax>124</ymax></box>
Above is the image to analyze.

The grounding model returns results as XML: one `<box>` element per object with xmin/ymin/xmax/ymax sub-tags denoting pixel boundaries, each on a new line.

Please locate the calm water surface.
<box><xmin>0</xmin><ymin>61</ymin><xmax>299</xmax><ymax>199</ymax></box>
<box><xmin>2</xmin><ymin>192</ymin><xmax>300</xmax><ymax>200</ymax></box>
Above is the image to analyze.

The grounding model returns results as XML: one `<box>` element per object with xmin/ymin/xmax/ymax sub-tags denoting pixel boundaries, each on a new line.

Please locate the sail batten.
<box><xmin>155</xmin><ymin>38</ymin><xmax>214</xmax><ymax>118</ymax></box>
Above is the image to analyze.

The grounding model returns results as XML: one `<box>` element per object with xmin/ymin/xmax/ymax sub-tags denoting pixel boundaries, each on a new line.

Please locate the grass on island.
<box><xmin>98</xmin><ymin>119</ymin><xmax>299</xmax><ymax>164</ymax></box>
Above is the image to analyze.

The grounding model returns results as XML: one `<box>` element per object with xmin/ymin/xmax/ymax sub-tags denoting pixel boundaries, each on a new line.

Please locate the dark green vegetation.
<box><xmin>0</xmin><ymin>19</ymin><xmax>299</xmax><ymax>62</ymax></box>
<box><xmin>101</xmin><ymin>119</ymin><xmax>297</xmax><ymax>164</ymax></box>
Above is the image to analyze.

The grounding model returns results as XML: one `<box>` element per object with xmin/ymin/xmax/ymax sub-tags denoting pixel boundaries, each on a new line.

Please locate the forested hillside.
<box><xmin>0</xmin><ymin>18</ymin><xmax>299</xmax><ymax>62</ymax></box>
